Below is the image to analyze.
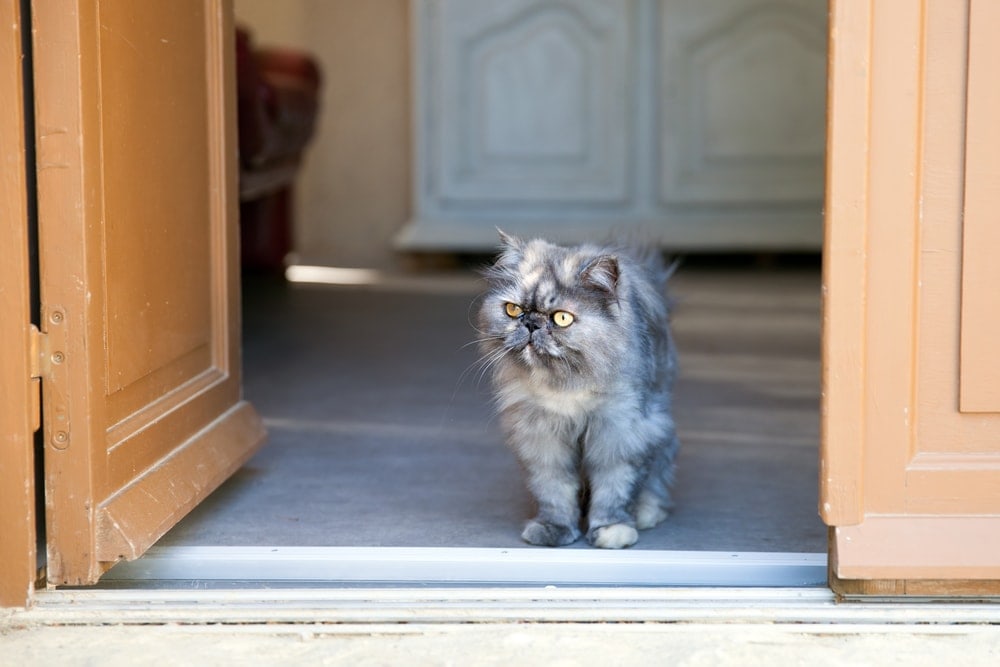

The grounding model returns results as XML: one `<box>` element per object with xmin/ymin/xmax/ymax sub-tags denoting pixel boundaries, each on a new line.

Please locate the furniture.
<box><xmin>397</xmin><ymin>0</ymin><xmax>827</xmax><ymax>251</ymax></box>
<box><xmin>236</xmin><ymin>27</ymin><xmax>321</xmax><ymax>270</ymax></box>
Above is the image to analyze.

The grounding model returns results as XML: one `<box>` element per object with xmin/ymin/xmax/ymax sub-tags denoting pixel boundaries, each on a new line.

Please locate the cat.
<box><xmin>476</xmin><ymin>231</ymin><xmax>680</xmax><ymax>549</ymax></box>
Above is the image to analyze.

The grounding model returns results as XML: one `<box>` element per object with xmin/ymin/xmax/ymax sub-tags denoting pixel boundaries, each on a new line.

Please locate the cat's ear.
<box><xmin>496</xmin><ymin>228</ymin><xmax>523</xmax><ymax>251</ymax></box>
<box><xmin>581</xmin><ymin>255</ymin><xmax>620</xmax><ymax>295</ymax></box>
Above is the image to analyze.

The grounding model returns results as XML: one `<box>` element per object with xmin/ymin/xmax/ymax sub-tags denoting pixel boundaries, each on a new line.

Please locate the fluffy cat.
<box><xmin>476</xmin><ymin>232</ymin><xmax>680</xmax><ymax>549</ymax></box>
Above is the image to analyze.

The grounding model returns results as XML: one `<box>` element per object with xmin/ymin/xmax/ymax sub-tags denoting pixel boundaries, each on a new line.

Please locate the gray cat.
<box><xmin>476</xmin><ymin>232</ymin><xmax>680</xmax><ymax>548</ymax></box>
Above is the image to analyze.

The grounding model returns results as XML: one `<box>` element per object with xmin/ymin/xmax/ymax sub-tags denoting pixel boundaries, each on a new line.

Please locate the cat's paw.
<box><xmin>521</xmin><ymin>520</ymin><xmax>581</xmax><ymax>547</ymax></box>
<box><xmin>635</xmin><ymin>500</ymin><xmax>670</xmax><ymax>530</ymax></box>
<box><xmin>587</xmin><ymin>523</ymin><xmax>639</xmax><ymax>549</ymax></box>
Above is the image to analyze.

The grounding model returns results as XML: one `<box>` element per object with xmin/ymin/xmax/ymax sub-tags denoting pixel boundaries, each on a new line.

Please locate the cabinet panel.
<box><xmin>433</xmin><ymin>0</ymin><xmax>633</xmax><ymax>204</ymax></box>
<box><xmin>658</xmin><ymin>0</ymin><xmax>827</xmax><ymax>205</ymax></box>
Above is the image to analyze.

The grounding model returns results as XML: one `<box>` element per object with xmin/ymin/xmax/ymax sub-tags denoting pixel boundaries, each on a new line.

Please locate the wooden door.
<box><xmin>32</xmin><ymin>0</ymin><xmax>265</xmax><ymax>586</ymax></box>
<box><xmin>0</xmin><ymin>0</ymin><xmax>38</xmax><ymax>608</ymax></box>
<box><xmin>822</xmin><ymin>0</ymin><xmax>1000</xmax><ymax>594</ymax></box>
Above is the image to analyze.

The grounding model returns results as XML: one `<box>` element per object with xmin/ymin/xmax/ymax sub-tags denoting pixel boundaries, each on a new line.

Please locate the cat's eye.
<box><xmin>552</xmin><ymin>311</ymin><xmax>575</xmax><ymax>327</ymax></box>
<box><xmin>504</xmin><ymin>302</ymin><xmax>524</xmax><ymax>318</ymax></box>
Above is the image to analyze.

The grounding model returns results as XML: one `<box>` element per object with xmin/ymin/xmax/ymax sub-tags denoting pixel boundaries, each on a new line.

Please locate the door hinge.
<box><xmin>29</xmin><ymin>324</ymin><xmax>47</xmax><ymax>379</ymax></box>
<box><xmin>29</xmin><ymin>325</ymin><xmax>46</xmax><ymax>432</ymax></box>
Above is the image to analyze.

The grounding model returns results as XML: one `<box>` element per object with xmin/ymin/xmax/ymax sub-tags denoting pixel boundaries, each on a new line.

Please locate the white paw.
<box><xmin>590</xmin><ymin>523</ymin><xmax>638</xmax><ymax>549</ymax></box>
<box><xmin>635</xmin><ymin>501</ymin><xmax>670</xmax><ymax>530</ymax></box>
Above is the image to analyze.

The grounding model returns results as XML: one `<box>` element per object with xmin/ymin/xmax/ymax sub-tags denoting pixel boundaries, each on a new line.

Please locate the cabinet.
<box><xmin>397</xmin><ymin>0</ymin><xmax>827</xmax><ymax>251</ymax></box>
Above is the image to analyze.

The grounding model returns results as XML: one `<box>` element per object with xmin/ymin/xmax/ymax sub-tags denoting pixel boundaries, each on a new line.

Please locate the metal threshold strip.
<box><xmin>25</xmin><ymin>549</ymin><xmax>1000</xmax><ymax>626</ymax></box>
<box><xmin>28</xmin><ymin>584</ymin><xmax>1000</xmax><ymax>627</ymax></box>
<box><xmin>98</xmin><ymin>546</ymin><xmax>827</xmax><ymax>588</ymax></box>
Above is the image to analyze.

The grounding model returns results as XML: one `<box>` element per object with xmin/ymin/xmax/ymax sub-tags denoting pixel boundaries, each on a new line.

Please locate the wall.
<box><xmin>235</xmin><ymin>0</ymin><xmax>411</xmax><ymax>269</ymax></box>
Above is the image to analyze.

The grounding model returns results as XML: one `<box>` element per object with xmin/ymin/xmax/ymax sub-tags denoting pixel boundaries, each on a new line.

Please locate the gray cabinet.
<box><xmin>397</xmin><ymin>0</ymin><xmax>827</xmax><ymax>251</ymax></box>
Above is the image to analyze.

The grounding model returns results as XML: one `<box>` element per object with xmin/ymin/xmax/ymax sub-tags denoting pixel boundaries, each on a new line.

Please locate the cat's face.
<box><xmin>478</xmin><ymin>235</ymin><xmax>622</xmax><ymax>379</ymax></box>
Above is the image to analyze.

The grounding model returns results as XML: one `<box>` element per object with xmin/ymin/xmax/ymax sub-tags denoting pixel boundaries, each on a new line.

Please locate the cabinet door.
<box><xmin>658</xmin><ymin>0</ymin><xmax>827</xmax><ymax>206</ymax></box>
<box><xmin>822</xmin><ymin>0</ymin><xmax>1000</xmax><ymax>594</ymax></box>
<box><xmin>427</xmin><ymin>0</ymin><xmax>633</xmax><ymax>205</ymax></box>
<box><xmin>402</xmin><ymin>0</ymin><xmax>827</xmax><ymax>252</ymax></box>
<box><xmin>33</xmin><ymin>0</ymin><xmax>265</xmax><ymax>585</ymax></box>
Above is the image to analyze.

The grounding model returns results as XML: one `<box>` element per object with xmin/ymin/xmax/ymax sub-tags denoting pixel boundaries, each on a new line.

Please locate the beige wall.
<box><xmin>235</xmin><ymin>0</ymin><xmax>411</xmax><ymax>269</ymax></box>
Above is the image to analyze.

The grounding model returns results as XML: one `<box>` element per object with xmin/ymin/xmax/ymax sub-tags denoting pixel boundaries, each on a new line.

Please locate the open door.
<box><xmin>32</xmin><ymin>0</ymin><xmax>265</xmax><ymax>585</ymax></box>
<box><xmin>822</xmin><ymin>0</ymin><xmax>1000</xmax><ymax>594</ymax></box>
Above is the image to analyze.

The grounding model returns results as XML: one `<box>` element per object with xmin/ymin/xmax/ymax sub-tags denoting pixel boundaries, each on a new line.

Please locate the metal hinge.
<box><xmin>29</xmin><ymin>324</ymin><xmax>48</xmax><ymax>379</ymax></box>
<box><xmin>29</xmin><ymin>325</ymin><xmax>47</xmax><ymax>432</ymax></box>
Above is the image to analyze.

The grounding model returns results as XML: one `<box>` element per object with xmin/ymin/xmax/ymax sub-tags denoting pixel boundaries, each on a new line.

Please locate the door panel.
<box><xmin>32</xmin><ymin>0</ymin><xmax>264</xmax><ymax>585</ymax></box>
<box><xmin>823</xmin><ymin>0</ymin><xmax>1000</xmax><ymax>591</ymax></box>
<box><xmin>959</xmin><ymin>0</ymin><xmax>1000</xmax><ymax>414</ymax></box>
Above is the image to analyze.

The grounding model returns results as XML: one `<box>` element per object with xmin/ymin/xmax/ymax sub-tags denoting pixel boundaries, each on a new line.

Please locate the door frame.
<box><xmin>0</xmin><ymin>0</ymin><xmax>39</xmax><ymax>610</ymax></box>
<box><xmin>8</xmin><ymin>0</ymin><xmax>1000</xmax><ymax>609</ymax></box>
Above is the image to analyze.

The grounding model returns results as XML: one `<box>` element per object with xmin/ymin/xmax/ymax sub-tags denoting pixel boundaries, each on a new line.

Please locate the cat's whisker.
<box><xmin>467</xmin><ymin>324</ymin><xmax>490</xmax><ymax>337</ymax></box>
<box><xmin>456</xmin><ymin>344</ymin><xmax>508</xmax><ymax>389</ymax></box>
<box><xmin>458</xmin><ymin>335</ymin><xmax>501</xmax><ymax>351</ymax></box>
<box><xmin>480</xmin><ymin>347</ymin><xmax>515</xmax><ymax>383</ymax></box>
<box><xmin>473</xmin><ymin>348</ymin><xmax>510</xmax><ymax>388</ymax></box>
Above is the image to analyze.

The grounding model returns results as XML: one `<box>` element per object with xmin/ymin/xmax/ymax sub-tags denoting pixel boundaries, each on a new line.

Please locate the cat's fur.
<box><xmin>476</xmin><ymin>232</ymin><xmax>680</xmax><ymax>548</ymax></box>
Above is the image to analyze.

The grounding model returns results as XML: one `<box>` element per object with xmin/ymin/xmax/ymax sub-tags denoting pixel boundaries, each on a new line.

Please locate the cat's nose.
<box><xmin>524</xmin><ymin>312</ymin><xmax>545</xmax><ymax>332</ymax></box>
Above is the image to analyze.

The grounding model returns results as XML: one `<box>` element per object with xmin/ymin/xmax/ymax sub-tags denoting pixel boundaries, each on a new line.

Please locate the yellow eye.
<box><xmin>552</xmin><ymin>311</ymin><xmax>575</xmax><ymax>327</ymax></box>
<box><xmin>504</xmin><ymin>302</ymin><xmax>524</xmax><ymax>318</ymax></box>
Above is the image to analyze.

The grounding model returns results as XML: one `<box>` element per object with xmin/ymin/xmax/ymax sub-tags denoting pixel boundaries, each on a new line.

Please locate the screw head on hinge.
<box><xmin>52</xmin><ymin>431</ymin><xmax>69</xmax><ymax>450</ymax></box>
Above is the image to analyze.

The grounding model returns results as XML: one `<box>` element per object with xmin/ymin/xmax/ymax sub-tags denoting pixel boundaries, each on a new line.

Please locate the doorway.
<box><xmin>87</xmin><ymin>0</ymin><xmax>830</xmax><ymax>588</ymax></box>
<box><xmin>96</xmin><ymin>255</ymin><xmax>827</xmax><ymax>587</ymax></box>
<box><xmin>10</xmin><ymin>0</ymin><xmax>829</xmax><ymax>594</ymax></box>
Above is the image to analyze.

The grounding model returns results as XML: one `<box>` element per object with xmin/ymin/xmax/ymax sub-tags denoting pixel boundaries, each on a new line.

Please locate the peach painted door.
<box><xmin>32</xmin><ymin>0</ymin><xmax>265</xmax><ymax>585</ymax></box>
<box><xmin>822</xmin><ymin>0</ymin><xmax>1000</xmax><ymax>594</ymax></box>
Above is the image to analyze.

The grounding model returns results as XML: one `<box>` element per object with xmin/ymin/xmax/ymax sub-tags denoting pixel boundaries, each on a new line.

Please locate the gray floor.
<box><xmin>158</xmin><ymin>267</ymin><xmax>826</xmax><ymax>552</ymax></box>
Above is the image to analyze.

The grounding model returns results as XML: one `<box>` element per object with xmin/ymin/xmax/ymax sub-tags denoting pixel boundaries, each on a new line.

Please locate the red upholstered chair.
<box><xmin>236</xmin><ymin>27</ymin><xmax>321</xmax><ymax>271</ymax></box>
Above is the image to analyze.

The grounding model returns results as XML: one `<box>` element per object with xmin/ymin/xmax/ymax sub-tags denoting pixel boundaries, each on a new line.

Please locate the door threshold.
<box><xmin>97</xmin><ymin>546</ymin><xmax>827</xmax><ymax>588</ymax></box>
<box><xmin>26</xmin><ymin>582</ymin><xmax>1000</xmax><ymax>627</ymax></box>
<box><xmin>28</xmin><ymin>549</ymin><xmax>1000</xmax><ymax>626</ymax></box>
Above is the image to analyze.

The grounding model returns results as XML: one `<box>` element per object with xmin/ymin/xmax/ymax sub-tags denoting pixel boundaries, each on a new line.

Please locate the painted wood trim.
<box><xmin>833</xmin><ymin>516</ymin><xmax>1000</xmax><ymax>580</ymax></box>
<box><xmin>96</xmin><ymin>403</ymin><xmax>265</xmax><ymax>563</ymax></box>
<box><xmin>819</xmin><ymin>0</ymin><xmax>872</xmax><ymax>526</ymax></box>
<box><xmin>860</xmin><ymin>0</ymin><xmax>925</xmax><ymax>515</ymax></box>
<box><xmin>0</xmin><ymin>0</ymin><xmax>38</xmax><ymax>609</ymax></box>
<box><xmin>31</xmin><ymin>0</ymin><xmax>105</xmax><ymax>586</ymax></box>
<box><xmin>958</xmin><ymin>0</ymin><xmax>1000</xmax><ymax>413</ymax></box>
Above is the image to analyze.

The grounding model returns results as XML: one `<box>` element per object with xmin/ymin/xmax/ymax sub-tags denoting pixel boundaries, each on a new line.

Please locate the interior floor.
<box><xmin>158</xmin><ymin>264</ymin><xmax>826</xmax><ymax>553</ymax></box>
